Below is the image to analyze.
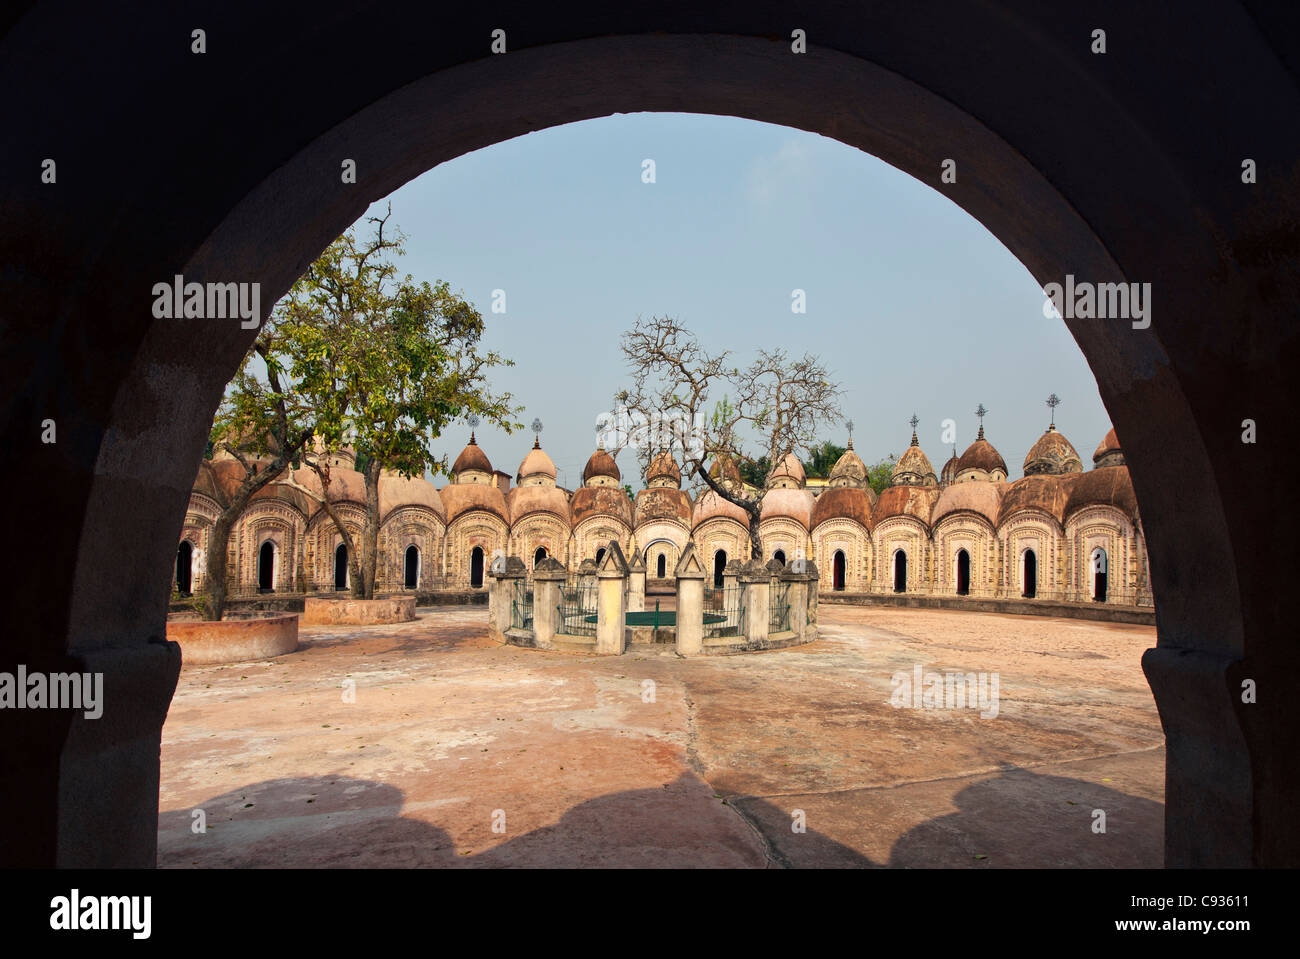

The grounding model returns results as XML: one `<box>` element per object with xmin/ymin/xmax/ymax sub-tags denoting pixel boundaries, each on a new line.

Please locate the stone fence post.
<box><xmin>531</xmin><ymin>557</ymin><xmax>567</xmax><ymax>648</ymax></box>
<box><xmin>740</xmin><ymin>559</ymin><xmax>771</xmax><ymax>646</ymax></box>
<box><xmin>723</xmin><ymin>559</ymin><xmax>741</xmax><ymax>594</ymax></box>
<box><xmin>782</xmin><ymin>566</ymin><xmax>809</xmax><ymax>640</ymax></box>
<box><xmin>674</xmin><ymin>539</ymin><xmax>706</xmax><ymax>657</ymax></box>
<box><xmin>488</xmin><ymin>555</ymin><xmax>526</xmax><ymax>642</ymax></box>
<box><xmin>627</xmin><ymin>548</ymin><xmax>646</xmax><ymax>613</ymax></box>
<box><xmin>595</xmin><ymin>541</ymin><xmax>628</xmax><ymax>655</ymax></box>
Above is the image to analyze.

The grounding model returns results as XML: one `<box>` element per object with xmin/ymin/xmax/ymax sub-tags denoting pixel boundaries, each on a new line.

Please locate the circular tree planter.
<box><xmin>301</xmin><ymin>596</ymin><xmax>417</xmax><ymax>626</ymax></box>
<box><xmin>166</xmin><ymin>612</ymin><xmax>299</xmax><ymax>665</ymax></box>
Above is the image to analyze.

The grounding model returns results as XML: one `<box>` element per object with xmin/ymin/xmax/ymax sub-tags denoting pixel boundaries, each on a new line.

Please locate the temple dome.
<box><xmin>1064</xmin><ymin>465</ymin><xmax>1137</xmax><ymax>522</ymax></box>
<box><xmin>506</xmin><ymin>484</ymin><xmax>570</xmax><ymax>524</ymax></box>
<box><xmin>570</xmin><ymin>486</ymin><xmax>634</xmax><ymax>527</ymax></box>
<box><xmin>810</xmin><ymin>486</ymin><xmax>874</xmax><ymax>530</ymax></box>
<box><xmin>997</xmin><ymin>474</ymin><xmax>1076</xmax><ymax>527</ymax></box>
<box><xmin>829</xmin><ymin>441</ymin><xmax>868</xmax><ymax>488</ymax></box>
<box><xmin>438</xmin><ymin>482</ymin><xmax>509</xmax><ymax>526</ymax></box>
<box><xmin>708</xmin><ymin>456</ymin><xmax>744</xmax><ymax>488</ymax></box>
<box><xmin>892</xmin><ymin>430</ymin><xmax>938</xmax><ymax>487</ymax></box>
<box><xmin>1023</xmin><ymin>426</ymin><xmax>1083</xmax><ymax>476</ymax></box>
<box><xmin>1093</xmin><ymin>428</ymin><xmax>1124</xmax><ymax>468</ymax></box>
<box><xmin>873</xmin><ymin>485</ymin><xmax>941</xmax><ymax>525</ymax></box>
<box><xmin>582</xmin><ymin>445</ymin><xmax>620</xmax><ymax>485</ymax></box>
<box><xmin>517</xmin><ymin>440</ymin><xmax>557</xmax><ymax>486</ymax></box>
<box><xmin>633</xmin><ymin>487</ymin><xmax>693</xmax><ymax>527</ymax></box>
<box><xmin>760</xmin><ymin>487</ymin><xmax>813</xmax><ymax>528</ymax></box>
<box><xmin>452</xmin><ymin>434</ymin><xmax>492</xmax><ymax>478</ymax></box>
<box><xmin>932</xmin><ymin>479</ymin><xmax>1005</xmax><ymax>527</ymax></box>
<box><xmin>768</xmin><ymin>452</ymin><xmax>806</xmax><ymax>489</ymax></box>
<box><xmin>954</xmin><ymin>428</ymin><xmax>1007</xmax><ymax>480</ymax></box>
<box><xmin>940</xmin><ymin>452</ymin><xmax>959</xmax><ymax>485</ymax></box>
<box><xmin>378</xmin><ymin>470</ymin><xmax>446</xmax><ymax>523</ymax></box>
<box><xmin>692</xmin><ymin>488</ymin><xmax>750</xmax><ymax>529</ymax></box>
<box><xmin>646</xmin><ymin>450</ymin><xmax>681</xmax><ymax>488</ymax></box>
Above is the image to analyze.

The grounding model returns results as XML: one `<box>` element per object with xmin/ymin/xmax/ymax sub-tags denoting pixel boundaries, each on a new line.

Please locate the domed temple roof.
<box><xmin>517</xmin><ymin>440</ymin><xmax>557</xmax><ymax>483</ymax></box>
<box><xmin>438</xmin><ymin>482</ymin><xmax>509</xmax><ymax>526</ymax></box>
<box><xmin>810</xmin><ymin>486</ymin><xmax>874</xmax><ymax>530</ymax></box>
<box><xmin>452</xmin><ymin>434</ymin><xmax>492</xmax><ymax>476</ymax></box>
<box><xmin>955</xmin><ymin>427</ymin><xmax>1007</xmax><ymax>478</ymax></box>
<box><xmin>892</xmin><ymin>429</ymin><xmax>938</xmax><ymax>487</ymax></box>
<box><xmin>692</xmin><ymin>488</ymin><xmax>750</xmax><ymax>529</ymax></box>
<box><xmin>933</xmin><ymin>479</ymin><xmax>1006</xmax><ymax>527</ymax></box>
<box><xmin>506</xmin><ymin>484</ymin><xmax>570</xmax><ymax>524</ymax></box>
<box><xmin>1023</xmin><ymin>426</ymin><xmax>1083</xmax><ymax>476</ymax></box>
<box><xmin>646</xmin><ymin>450</ymin><xmax>681</xmax><ymax>487</ymax></box>
<box><xmin>768</xmin><ymin>452</ymin><xmax>806</xmax><ymax>488</ymax></box>
<box><xmin>582</xmin><ymin>445</ymin><xmax>620</xmax><ymax>485</ymax></box>
<box><xmin>378</xmin><ymin>470</ymin><xmax>446</xmax><ymax>523</ymax></box>
<box><xmin>1093</xmin><ymin>427</ymin><xmax>1124</xmax><ymax>467</ymax></box>
<box><xmin>570</xmin><ymin>486</ymin><xmax>634</xmax><ymax>527</ymax></box>
<box><xmin>829</xmin><ymin>440</ymin><xmax>868</xmax><ymax>488</ymax></box>
<box><xmin>634</xmin><ymin>487</ymin><xmax>693</xmax><ymax>527</ymax></box>
<box><xmin>1064</xmin><ymin>465</ymin><xmax>1138</xmax><ymax>522</ymax></box>
<box><xmin>997</xmin><ymin>474</ymin><xmax>1076</xmax><ymax>527</ymax></box>
<box><xmin>760</xmin><ymin>487</ymin><xmax>813</xmax><ymax>528</ymax></box>
<box><xmin>873</xmin><ymin>484</ymin><xmax>941</xmax><ymax>525</ymax></box>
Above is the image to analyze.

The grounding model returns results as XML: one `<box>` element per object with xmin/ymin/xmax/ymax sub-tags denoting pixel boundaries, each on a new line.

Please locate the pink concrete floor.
<box><xmin>157</xmin><ymin>604</ymin><xmax>1164</xmax><ymax>868</ymax></box>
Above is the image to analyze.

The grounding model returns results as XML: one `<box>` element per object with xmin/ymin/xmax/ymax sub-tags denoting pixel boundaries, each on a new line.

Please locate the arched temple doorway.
<box><xmin>833</xmin><ymin>550</ymin><xmax>846</xmax><ymax>591</ymax></box>
<box><xmin>893</xmin><ymin>550</ymin><xmax>907</xmax><ymax>593</ymax></box>
<box><xmin>405</xmin><ymin>545</ymin><xmax>421</xmax><ymax>589</ymax></box>
<box><xmin>469</xmin><ymin>546</ymin><xmax>485</xmax><ymax>589</ymax></box>
<box><xmin>334</xmin><ymin>544</ymin><xmax>348</xmax><ymax>590</ymax></box>
<box><xmin>956</xmin><ymin>549</ymin><xmax>971</xmax><ymax>596</ymax></box>
<box><xmin>656</xmin><ymin>554</ymin><xmax>666</xmax><ymax>578</ymax></box>
<box><xmin>258</xmin><ymin>541</ymin><xmax>275</xmax><ymax>593</ymax></box>
<box><xmin>175</xmin><ymin>541</ymin><xmax>192</xmax><ymax>595</ymax></box>
<box><xmin>713</xmin><ymin>550</ymin><xmax>727</xmax><ymax>589</ymax></box>
<box><xmin>1023</xmin><ymin>549</ymin><xmax>1037</xmax><ymax>599</ymax></box>
<box><xmin>1092</xmin><ymin>548</ymin><xmax>1108</xmax><ymax>603</ymax></box>
<box><xmin>533</xmin><ymin>546</ymin><xmax>547</xmax><ymax>569</ymax></box>
<box><xmin>773</xmin><ymin>549</ymin><xmax>786</xmax><ymax>567</ymax></box>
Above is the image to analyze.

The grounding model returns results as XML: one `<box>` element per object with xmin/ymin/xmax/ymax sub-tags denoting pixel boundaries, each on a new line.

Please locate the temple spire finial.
<box><xmin>466</xmin><ymin>413</ymin><xmax>480</xmax><ymax>445</ymax></box>
<box><xmin>846</xmin><ymin>419</ymin><xmax>855</xmax><ymax>451</ymax></box>
<box><xmin>531</xmin><ymin>417</ymin><xmax>543</xmax><ymax>449</ymax></box>
<box><xmin>974</xmin><ymin>403</ymin><xmax>988</xmax><ymax>440</ymax></box>
<box><xmin>1046</xmin><ymin>393</ymin><xmax>1061</xmax><ymax>429</ymax></box>
<box><xmin>909</xmin><ymin>413</ymin><xmax>919</xmax><ymax>446</ymax></box>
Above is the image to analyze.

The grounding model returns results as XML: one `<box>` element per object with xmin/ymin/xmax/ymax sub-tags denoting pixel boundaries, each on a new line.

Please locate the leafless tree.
<box><xmin>614</xmin><ymin>315</ymin><xmax>842</xmax><ymax>559</ymax></box>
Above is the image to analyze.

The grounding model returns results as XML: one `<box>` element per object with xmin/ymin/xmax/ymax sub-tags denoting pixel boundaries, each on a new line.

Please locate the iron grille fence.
<box><xmin>769</xmin><ymin>581</ymin><xmax>791</xmax><ymax>633</ymax></box>
<box><xmin>704</xmin><ymin>585</ymin><xmax>744</xmax><ymax>638</ymax></box>
<box><xmin>557</xmin><ymin>583</ymin><xmax>598</xmax><ymax>637</ymax></box>
<box><xmin>511</xmin><ymin>578</ymin><xmax>534</xmax><ymax>630</ymax></box>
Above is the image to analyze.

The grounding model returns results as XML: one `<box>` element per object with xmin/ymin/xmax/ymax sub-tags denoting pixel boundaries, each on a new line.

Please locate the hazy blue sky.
<box><xmin>351</xmin><ymin>112</ymin><xmax>1112</xmax><ymax>489</ymax></box>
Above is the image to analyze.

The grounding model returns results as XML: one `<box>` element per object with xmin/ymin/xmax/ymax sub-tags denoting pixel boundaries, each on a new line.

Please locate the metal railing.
<box><xmin>557</xmin><ymin>583</ymin><xmax>598</xmax><ymax>637</ymax></box>
<box><xmin>704</xmin><ymin>585</ymin><xmax>744</xmax><ymax>638</ymax></box>
<box><xmin>769</xmin><ymin>581</ymin><xmax>791</xmax><ymax>633</ymax></box>
<box><xmin>511</xmin><ymin>578</ymin><xmax>533</xmax><ymax>630</ymax></box>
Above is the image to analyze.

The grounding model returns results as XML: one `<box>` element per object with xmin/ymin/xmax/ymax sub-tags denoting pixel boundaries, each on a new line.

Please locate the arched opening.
<box><xmin>773</xmin><ymin>549</ymin><xmax>787</xmax><ymax>567</ymax></box>
<box><xmin>656</xmin><ymin>554</ymin><xmax>667</xmax><ymax>578</ymax></box>
<box><xmin>258</xmin><ymin>541</ymin><xmax>275</xmax><ymax>593</ymax></box>
<box><xmin>334</xmin><ymin>543</ymin><xmax>348</xmax><ymax>590</ymax></box>
<box><xmin>713</xmin><ymin>550</ymin><xmax>727</xmax><ymax>589</ymax></box>
<box><xmin>533</xmin><ymin>546</ymin><xmax>548</xmax><ymax>569</ymax></box>
<box><xmin>23</xmin><ymin>11</ymin><xmax>1294</xmax><ymax>870</ymax></box>
<box><xmin>1092</xmin><ymin>548</ymin><xmax>1108</xmax><ymax>603</ymax></box>
<box><xmin>595</xmin><ymin>547</ymin><xmax>607</xmax><ymax>566</ymax></box>
<box><xmin>893</xmin><ymin>550</ymin><xmax>907</xmax><ymax>593</ymax></box>
<box><xmin>956</xmin><ymin>549</ymin><xmax>971</xmax><ymax>596</ymax></box>
<box><xmin>469</xmin><ymin>546</ymin><xmax>485</xmax><ymax>589</ymax></box>
<box><xmin>833</xmin><ymin>550</ymin><xmax>846</xmax><ymax>591</ymax></box>
<box><xmin>175</xmin><ymin>541</ymin><xmax>192</xmax><ymax>595</ymax></box>
<box><xmin>405</xmin><ymin>545</ymin><xmax>421</xmax><ymax>589</ymax></box>
<box><xmin>1023</xmin><ymin>549</ymin><xmax>1038</xmax><ymax>599</ymax></box>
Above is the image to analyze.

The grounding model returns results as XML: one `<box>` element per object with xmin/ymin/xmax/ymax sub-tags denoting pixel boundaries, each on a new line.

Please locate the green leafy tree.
<box><xmin>738</xmin><ymin>455</ymin><xmax>770</xmax><ymax>488</ymax></box>
<box><xmin>867</xmin><ymin>455</ymin><xmax>896</xmax><ymax>495</ymax></box>
<box><xmin>296</xmin><ymin>208</ymin><xmax>521</xmax><ymax>598</ymax></box>
<box><xmin>804</xmin><ymin>440</ymin><xmax>846</xmax><ymax>479</ymax></box>
<box><xmin>199</xmin><ymin>318</ymin><xmax>318</xmax><ymax>620</ymax></box>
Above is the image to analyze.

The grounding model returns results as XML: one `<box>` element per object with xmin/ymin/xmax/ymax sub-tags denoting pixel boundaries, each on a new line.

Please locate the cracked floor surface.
<box><xmin>158</xmin><ymin>604</ymin><xmax>1164</xmax><ymax>868</ymax></box>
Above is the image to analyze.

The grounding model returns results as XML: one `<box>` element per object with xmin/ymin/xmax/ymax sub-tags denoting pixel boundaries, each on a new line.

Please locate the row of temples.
<box><xmin>177</xmin><ymin>411</ymin><xmax>1151</xmax><ymax>608</ymax></box>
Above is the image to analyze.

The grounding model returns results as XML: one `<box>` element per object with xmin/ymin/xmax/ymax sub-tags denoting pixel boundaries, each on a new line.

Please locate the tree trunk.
<box><xmin>747</xmin><ymin>507</ymin><xmax>763</xmax><ymax>563</ymax></box>
<box><xmin>202</xmin><ymin>511</ymin><xmax>237</xmax><ymax>621</ymax></box>
<box><xmin>361</xmin><ymin>458</ymin><xmax>382</xmax><ymax>599</ymax></box>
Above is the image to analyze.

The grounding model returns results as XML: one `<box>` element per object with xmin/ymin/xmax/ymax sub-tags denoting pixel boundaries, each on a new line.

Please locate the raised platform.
<box><xmin>820</xmin><ymin>592</ymin><xmax>1156</xmax><ymax>626</ymax></box>
<box><xmin>166</xmin><ymin>612</ymin><xmax>299</xmax><ymax>665</ymax></box>
<box><xmin>301</xmin><ymin>596</ymin><xmax>417</xmax><ymax>626</ymax></box>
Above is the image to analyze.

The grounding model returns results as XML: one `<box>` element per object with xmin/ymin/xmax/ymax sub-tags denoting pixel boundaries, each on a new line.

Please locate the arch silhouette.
<box><xmin>405</xmin><ymin>545</ymin><xmax>421</xmax><ymax>589</ymax></box>
<box><xmin>6</xmin><ymin>4</ymin><xmax>1297</xmax><ymax>867</ymax></box>
<box><xmin>258</xmin><ymin>541</ymin><xmax>275</xmax><ymax>592</ymax></box>
<box><xmin>175</xmin><ymin>541</ymin><xmax>192</xmax><ymax>595</ymax></box>
<box><xmin>334</xmin><ymin>543</ymin><xmax>348</xmax><ymax>590</ymax></box>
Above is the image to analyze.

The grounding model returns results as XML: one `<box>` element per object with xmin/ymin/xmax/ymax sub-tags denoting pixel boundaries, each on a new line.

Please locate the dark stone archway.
<box><xmin>2</xmin><ymin>2</ymin><xmax>1297</xmax><ymax>867</ymax></box>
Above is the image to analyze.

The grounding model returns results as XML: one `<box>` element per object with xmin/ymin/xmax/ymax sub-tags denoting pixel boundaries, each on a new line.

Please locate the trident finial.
<box><xmin>1046</xmin><ymin>393</ymin><xmax>1060</xmax><ymax>428</ymax></box>
<box><xmin>974</xmin><ymin>403</ymin><xmax>988</xmax><ymax>439</ymax></box>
